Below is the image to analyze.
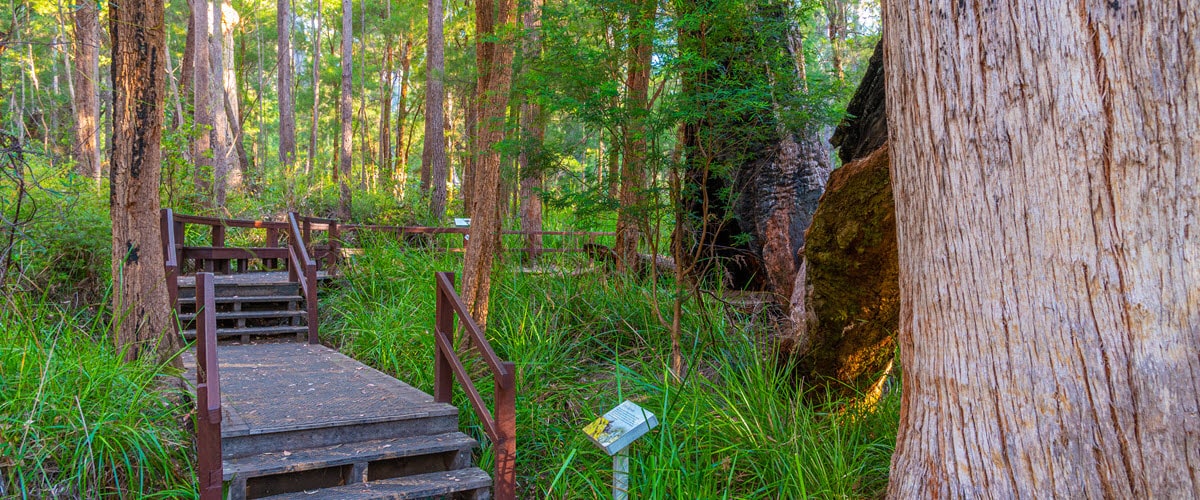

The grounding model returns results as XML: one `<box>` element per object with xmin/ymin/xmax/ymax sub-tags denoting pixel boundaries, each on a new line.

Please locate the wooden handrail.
<box><xmin>433</xmin><ymin>272</ymin><xmax>516</xmax><ymax>500</ymax></box>
<box><xmin>288</xmin><ymin>212</ymin><xmax>319</xmax><ymax>344</ymax></box>
<box><xmin>194</xmin><ymin>272</ymin><xmax>223</xmax><ymax>500</ymax></box>
<box><xmin>160</xmin><ymin>209</ymin><xmax>181</xmax><ymax>331</ymax></box>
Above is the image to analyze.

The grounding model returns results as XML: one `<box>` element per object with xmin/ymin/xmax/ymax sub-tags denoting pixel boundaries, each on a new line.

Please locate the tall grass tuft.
<box><xmin>326</xmin><ymin>238</ymin><xmax>899</xmax><ymax>499</ymax></box>
<box><xmin>0</xmin><ymin>295</ymin><xmax>196</xmax><ymax>499</ymax></box>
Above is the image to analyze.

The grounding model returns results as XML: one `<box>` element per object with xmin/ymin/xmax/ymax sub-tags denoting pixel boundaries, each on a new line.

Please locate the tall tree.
<box><xmin>395</xmin><ymin>36</ymin><xmax>412</xmax><ymax>190</ymax></box>
<box><xmin>220</xmin><ymin>0</ymin><xmax>250</xmax><ymax>178</ymax></box>
<box><xmin>822</xmin><ymin>0</ymin><xmax>846</xmax><ymax>80</ymax></box>
<box><xmin>516</xmin><ymin>0</ymin><xmax>543</xmax><ymax>260</ymax></box>
<box><xmin>461</xmin><ymin>0</ymin><xmax>517</xmax><ymax>329</ymax></box>
<box><xmin>884</xmin><ymin>2</ymin><xmax>1200</xmax><ymax>496</ymax></box>
<box><xmin>209</xmin><ymin>0</ymin><xmax>234</xmax><ymax>206</ymax></box>
<box><xmin>423</xmin><ymin>0</ymin><xmax>448</xmax><ymax>219</ymax></box>
<box><xmin>306</xmin><ymin>0</ymin><xmax>322</xmax><ymax>176</ymax></box>
<box><xmin>191</xmin><ymin>0</ymin><xmax>215</xmax><ymax>201</ymax></box>
<box><xmin>70</xmin><ymin>0</ymin><xmax>101</xmax><ymax>182</ymax></box>
<box><xmin>108</xmin><ymin>0</ymin><xmax>179</xmax><ymax>364</ymax></box>
<box><xmin>336</xmin><ymin>0</ymin><xmax>352</xmax><ymax>219</ymax></box>
<box><xmin>615</xmin><ymin>0</ymin><xmax>654</xmax><ymax>272</ymax></box>
<box><xmin>277</xmin><ymin>0</ymin><xmax>296</xmax><ymax>167</ymax></box>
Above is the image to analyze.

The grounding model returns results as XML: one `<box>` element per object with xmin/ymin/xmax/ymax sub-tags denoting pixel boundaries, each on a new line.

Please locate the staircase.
<box><xmin>176</xmin><ymin>273</ymin><xmax>313</xmax><ymax>343</ymax></box>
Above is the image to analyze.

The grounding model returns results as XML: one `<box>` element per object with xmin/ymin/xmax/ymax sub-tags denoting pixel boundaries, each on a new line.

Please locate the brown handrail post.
<box><xmin>328</xmin><ymin>220</ymin><xmax>341</xmax><ymax>273</ymax></box>
<box><xmin>494</xmin><ymin>360</ymin><xmax>517</xmax><ymax>500</ymax></box>
<box><xmin>265</xmin><ymin>227</ymin><xmax>280</xmax><ymax>269</ymax></box>
<box><xmin>195</xmin><ymin>272</ymin><xmax>224</xmax><ymax>500</ymax></box>
<box><xmin>305</xmin><ymin>262</ymin><xmax>318</xmax><ymax>344</ymax></box>
<box><xmin>434</xmin><ymin>272</ymin><xmax>455</xmax><ymax>404</ymax></box>
<box><xmin>287</xmin><ymin>213</ymin><xmax>320</xmax><ymax>345</ymax></box>
<box><xmin>160</xmin><ymin>209</ymin><xmax>180</xmax><ymax>332</ymax></box>
<box><xmin>211</xmin><ymin>224</ymin><xmax>228</xmax><ymax>274</ymax></box>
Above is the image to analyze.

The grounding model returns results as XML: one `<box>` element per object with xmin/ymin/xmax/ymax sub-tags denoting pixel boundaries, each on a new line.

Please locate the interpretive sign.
<box><xmin>453</xmin><ymin>218</ymin><xmax>471</xmax><ymax>227</ymax></box>
<box><xmin>583</xmin><ymin>400</ymin><xmax>659</xmax><ymax>456</ymax></box>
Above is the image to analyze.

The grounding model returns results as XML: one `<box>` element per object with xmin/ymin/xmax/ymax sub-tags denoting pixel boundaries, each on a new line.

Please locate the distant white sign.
<box><xmin>453</xmin><ymin>218</ymin><xmax>471</xmax><ymax>227</ymax></box>
<box><xmin>583</xmin><ymin>400</ymin><xmax>659</xmax><ymax>456</ymax></box>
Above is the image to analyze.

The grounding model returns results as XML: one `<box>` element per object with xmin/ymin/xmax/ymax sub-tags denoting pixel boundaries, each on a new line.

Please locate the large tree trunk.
<box><xmin>885</xmin><ymin>2</ymin><xmax>1200</xmax><ymax>497</ymax></box>
<box><xmin>108</xmin><ymin>0</ymin><xmax>179</xmax><ymax>365</ymax></box>
<box><xmin>516</xmin><ymin>0</ymin><xmax>543</xmax><ymax>261</ymax></box>
<box><xmin>277</xmin><ymin>0</ymin><xmax>295</xmax><ymax>168</ymax></box>
<box><xmin>462</xmin><ymin>0</ymin><xmax>517</xmax><ymax>329</ymax></box>
<box><xmin>336</xmin><ymin>0</ymin><xmax>352</xmax><ymax>219</ymax></box>
<box><xmin>677</xmin><ymin>0</ymin><xmax>830</xmax><ymax>299</ymax></box>
<box><xmin>783</xmin><ymin>40</ymin><xmax>894</xmax><ymax>400</ymax></box>
<box><xmin>71</xmin><ymin>0</ymin><xmax>101</xmax><ymax>182</ymax></box>
<box><xmin>221</xmin><ymin>0</ymin><xmax>250</xmax><ymax>179</ymax></box>
<box><xmin>424</xmin><ymin>0</ymin><xmax>448</xmax><ymax>220</ymax></box>
<box><xmin>209</xmin><ymin>0</ymin><xmax>233</xmax><ymax>207</ymax></box>
<box><xmin>615</xmin><ymin>0</ymin><xmax>653</xmax><ymax>273</ymax></box>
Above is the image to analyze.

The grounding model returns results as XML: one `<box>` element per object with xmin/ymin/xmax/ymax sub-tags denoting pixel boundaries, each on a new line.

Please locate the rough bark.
<box><xmin>829</xmin><ymin>40</ymin><xmax>884</xmax><ymax>164</ymax></box>
<box><xmin>785</xmin><ymin>145</ymin><xmax>896</xmax><ymax>399</ymax></box>
<box><xmin>306</xmin><ymin>0</ymin><xmax>322</xmax><ymax>176</ymax></box>
<box><xmin>336</xmin><ymin>0</ymin><xmax>352</xmax><ymax>219</ymax></box>
<box><xmin>277</xmin><ymin>0</ymin><xmax>296</xmax><ymax>167</ymax></box>
<box><xmin>885</xmin><ymin>2</ymin><xmax>1200</xmax><ymax>497</ymax></box>
<box><xmin>615</xmin><ymin>0</ymin><xmax>653</xmax><ymax>273</ymax></box>
<box><xmin>71</xmin><ymin>0</ymin><xmax>101</xmax><ymax>182</ymax></box>
<box><xmin>192</xmin><ymin>0</ymin><xmax>214</xmax><ymax>201</ymax></box>
<box><xmin>517</xmin><ymin>0</ymin><xmax>543</xmax><ymax>261</ymax></box>
<box><xmin>462</xmin><ymin>0</ymin><xmax>517</xmax><ymax>329</ymax></box>
<box><xmin>221</xmin><ymin>1</ymin><xmax>250</xmax><ymax>178</ymax></box>
<box><xmin>209</xmin><ymin>0</ymin><xmax>233</xmax><ymax>206</ymax></box>
<box><xmin>108</xmin><ymin>0</ymin><xmax>180</xmax><ymax>365</ymax></box>
<box><xmin>424</xmin><ymin>0</ymin><xmax>448</xmax><ymax>219</ymax></box>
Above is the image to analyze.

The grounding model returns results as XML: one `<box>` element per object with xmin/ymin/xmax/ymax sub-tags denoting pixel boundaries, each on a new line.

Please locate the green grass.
<box><xmin>0</xmin><ymin>295</ymin><xmax>196</xmax><ymax>499</ymax></box>
<box><xmin>325</xmin><ymin>238</ymin><xmax>899</xmax><ymax>499</ymax></box>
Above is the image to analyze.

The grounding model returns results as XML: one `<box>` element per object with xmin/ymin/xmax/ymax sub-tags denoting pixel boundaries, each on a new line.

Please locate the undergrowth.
<box><xmin>325</xmin><ymin>238</ymin><xmax>899</xmax><ymax>499</ymax></box>
<box><xmin>0</xmin><ymin>295</ymin><xmax>196</xmax><ymax>499</ymax></box>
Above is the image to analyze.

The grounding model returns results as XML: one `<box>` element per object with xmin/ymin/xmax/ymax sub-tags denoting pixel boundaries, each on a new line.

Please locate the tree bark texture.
<box><xmin>785</xmin><ymin>145</ymin><xmax>896</xmax><ymax>400</ymax></box>
<box><xmin>615</xmin><ymin>0</ymin><xmax>653</xmax><ymax>273</ymax></box>
<box><xmin>396</xmin><ymin>37</ymin><xmax>412</xmax><ymax>184</ymax></box>
<box><xmin>221</xmin><ymin>1</ymin><xmax>250</xmax><ymax>178</ymax></box>
<box><xmin>379</xmin><ymin>39</ymin><xmax>393</xmax><ymax>175</ymax></box>
<box><xmin>517</xmin><ymin>0</ymin><xmax>544</xmax><ymax>261</ymax></box>
<box><xmin>462</xmin><ymin>0</ymin><xmax>517</xmax><ymax>330</ymax></box>
<box><xmin>108</xmin><ymin>0</ymin><xmax>180</xmax><ymax>365</ymax></box>
<box><xmin>71</xmin><ymin>0</ymin><xmax>101</xmax><ymax>182</ymax></box>
<box><xmin>306</xmin><ymin>0</ymin><xmax>322</xmax><ymax>176</ymax></box>
<box><xmin>884</xmin><ymin>2</ymin><xmax>1200</xmax><ymax>497</ymax></box>
<box><xmin>277</xmin><ymin>0</ymin><xmax>296</xmax><ymax>167</ymax></box>
<box><xmin>424</xmin><ymin>0</ymin><xmax>449</xmax><ymax>220</ymax></box>
<box><xmin>209</xmin><ymin>0</ymin><xmax>233</xmax><ymax>206</ymax></box>
<box><xmin>337</xmin><ymin>0</ymin><xmax>352</xmax><ymax>219</ymax></box>
<box><xmin>191</xmin><ymin>0</ymin><xmax>214</xmax><ymax>201</ymax></box>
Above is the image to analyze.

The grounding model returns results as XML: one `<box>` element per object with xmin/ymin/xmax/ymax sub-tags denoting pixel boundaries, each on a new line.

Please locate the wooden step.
<box><xmin>258</xmin><ymin>467</ymin><xmax>492</xmax><ymax>500</ymax></box>
<box><xmin>223</xmin><ymin>432</ymin><xmax>477</xmax><ymax>482</ymax></box>
<box><xmin>177</xmin><ymin>295</ymin><xmax>303</xmax><ymax>305</ymax></box>
<box><xmin>178</xmin><ymin>310</ymin><xmax>306</xmax><ymax>322</ymax></box>
<box><xmin>181</xmin><ymin>325</ymin><xmax>309</xmax><ymax>339</ymax></box>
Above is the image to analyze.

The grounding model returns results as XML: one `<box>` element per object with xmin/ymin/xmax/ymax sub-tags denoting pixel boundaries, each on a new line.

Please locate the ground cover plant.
<box><xmin>325</xmin><ymin>238</ymin><xmax>900</xmax><ymax>498</ymax></box>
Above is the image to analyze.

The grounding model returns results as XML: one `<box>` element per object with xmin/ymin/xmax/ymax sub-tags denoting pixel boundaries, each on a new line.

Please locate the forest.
<box><xmin>2</xmin><ymin>0</ymin><xmax>1198</xmax><ymax>498</ymax></box>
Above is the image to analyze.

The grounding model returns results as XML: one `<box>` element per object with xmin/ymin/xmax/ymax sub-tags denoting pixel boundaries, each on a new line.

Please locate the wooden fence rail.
<box><xmin>194</xmin><ymin>272</ymin><xmax>224</xmax><ymax>500</ymax></box>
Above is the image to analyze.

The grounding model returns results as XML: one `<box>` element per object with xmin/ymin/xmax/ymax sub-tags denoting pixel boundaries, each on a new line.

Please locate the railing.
<box><xmin>343</xmin><ymin>223</ymin><xmax>615</xmax><ymax>255</ymax></box>
<box><xmin>287</xmin><ymin>212</ymin><xmax>320</xmax><ymax>344</ymax></box>
<box><xmin>162</xmin><ymin>213</ymin><xmax>340</xmax><ymax>274</ymax></box>
<box><xmin>160</xmin><ymin>209</ymin><xmax>182</xmax><ymax>330</ymax></box>
<box><xmin>194</xmin><ymin>272</ymin><xmax>224</xmax><ymax>500</ymax></box>
<box><xmin>433</xmin><ymin>272</ymin><xmax>516</xmax><ymax>500</ymax></box>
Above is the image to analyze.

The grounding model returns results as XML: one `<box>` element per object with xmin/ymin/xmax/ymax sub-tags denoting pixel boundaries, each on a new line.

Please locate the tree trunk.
<box><xmin>884</xmin><ymin>2</ymin><xmax>1200</xmax><ymax>497</ymax></box>
<box><xmin>221</xmin><ymin>0</ymin><xmax>250</xmax><ymax>178</ymax></box>
<box><xmin>829</xmin><ymin>40</ymin><xmax>884</xmax><ymax>164</ymax></box>
<box><xmin>336</xmin><ymin>0</ymin><xmax>352</xmax><ymax>219</ymax></box>
<box><xmin>379</xmin><ymin>39</ymin><xmax>393</xmax><ymax>178</ymax></box>
<box><xmin>306</xmin><ymin>0</ymin><xmax>322</xmax><ymax>176</ymax></box>
<box><xmin>821</xmin><ymin>0</ymin><xmax>846</xmax><ymax>80</ymax></box>
<box><xmin>517</xmin><ymin>0</ymin><xmax>543</xmax><ymax>261</ymax></box>
<box><xmin>192</xmin><ymin>0</ymin><xmax>214</xmax><ymax>201</ymax></box>
<box><xmin>396</xmin><ymin>37</ymin><xmax>412</xmax><ymax>189</ymax></box>
<box><xmin>462</xmin><ymin>0</ymin><xmax>517</xmax><ymax>329</ymax></box>
<box><xmin>108</xmin><ymin>0</ymin><xmax>180</xmax><ymax>365</ymax></box>
<box><xmin>615</xmin><ymin>0</ymin><xmax>653</xmax><ymax>273</ymax></box>
<box><xmin>277</xmin><ymin>0</ymin><xmax>295</xmax><ymax>168</ymax></box>
<box><xmin>71</xmin><ymin>0</ymin><xmax>101</xmax><ymax>182</ymax></box>
<box><xmin>424</xmin><ymin>0</ymin><xmax>448</xmax><ymax>220</ymax></box>
<box><xmin>209</xmin><ymin>0</ymin><xmax>233</xmax><ymax>207</ymax></box>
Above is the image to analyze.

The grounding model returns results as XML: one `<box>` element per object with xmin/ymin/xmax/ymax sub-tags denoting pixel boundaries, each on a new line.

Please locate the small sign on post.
<box><xmin>584</xmin><ymin>400</ymin><xmax>659</xmax><ymax>500</ymax></box>
<box><xmin>454</xmin><ymin>218</ymin><xmax>471</xmax><ymax>246</ymax></box>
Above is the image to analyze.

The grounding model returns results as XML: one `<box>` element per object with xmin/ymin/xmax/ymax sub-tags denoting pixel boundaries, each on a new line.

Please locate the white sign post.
<box><xmin>583</xmin><ymin>400</ymin><xmax>659</xmax><ymax>500</ymax></box>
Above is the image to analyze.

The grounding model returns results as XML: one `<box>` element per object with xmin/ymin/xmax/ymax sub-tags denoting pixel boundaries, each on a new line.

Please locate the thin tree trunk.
<box><xmin>462</xmin><ymin>0</ymin><xmax>517</xmax><ymax>330</ymax></box>
<box><xmin>336</xmin><ymin>0</ymin><xmax>352</xmax><ymax>219</ymax></box>
<box><xmin>395</xmin><ymin>37</ymin><xmax>411</xmax><ymax>193</ymax></box>
<box><xmin>71</xmin><ymin>0</ymin><xmax>101</xmax><ymax>182</ymax></box>
<box><xmin>221</xmin><ymin>0</ymin><xmax>250</xmax><ymax>177</ymax></box>
<box><xmin>192</xmin><ymin>0</ymin><xmax>214</xmax><ymax>201</ymax></box>
<box><xmin>884</xmin><ymin>2</ymin><xmax>1200</xmax><ymax>497</ymax></box>
<box><xmin>108</xmin><ymin>0</ymin><xmax>179</xmax><ymax>365</ymax></box>
<box><xmin>424</xmin><ymin>0</ymin><xmax>448</xmax><ymax>219</ymax></box>
<box><xmin>615</xmin><ymin>0</ymin><xmax>653</xmax><ymax>272</ymax></box>
<box><xmin>306</xmin><ymin>0</ymin><xmax>322</xmax><ymax>176</ymax></box>
<box><xmin>209</xmin><ymin>0</ymin><xmax>233</xmax><ymax>206</ymax></box>
<box><xmin>277</xmin><ymin>0</ymin><xmax>295</xmax><ymax>167</ymax></box>
<box><xmin>517</xmin><ymin>0</ymin><xmax>543</xmax><ymax>261</ymax></box>
<box><xmin>822</xmin><ymin>0</ymin><xmax>845</xmax><ymax>81</ymax></box>
<box><xmin>379</xmin><ymin>39</ymin><xmax>392</xmax><ymax>179</ymax></box>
